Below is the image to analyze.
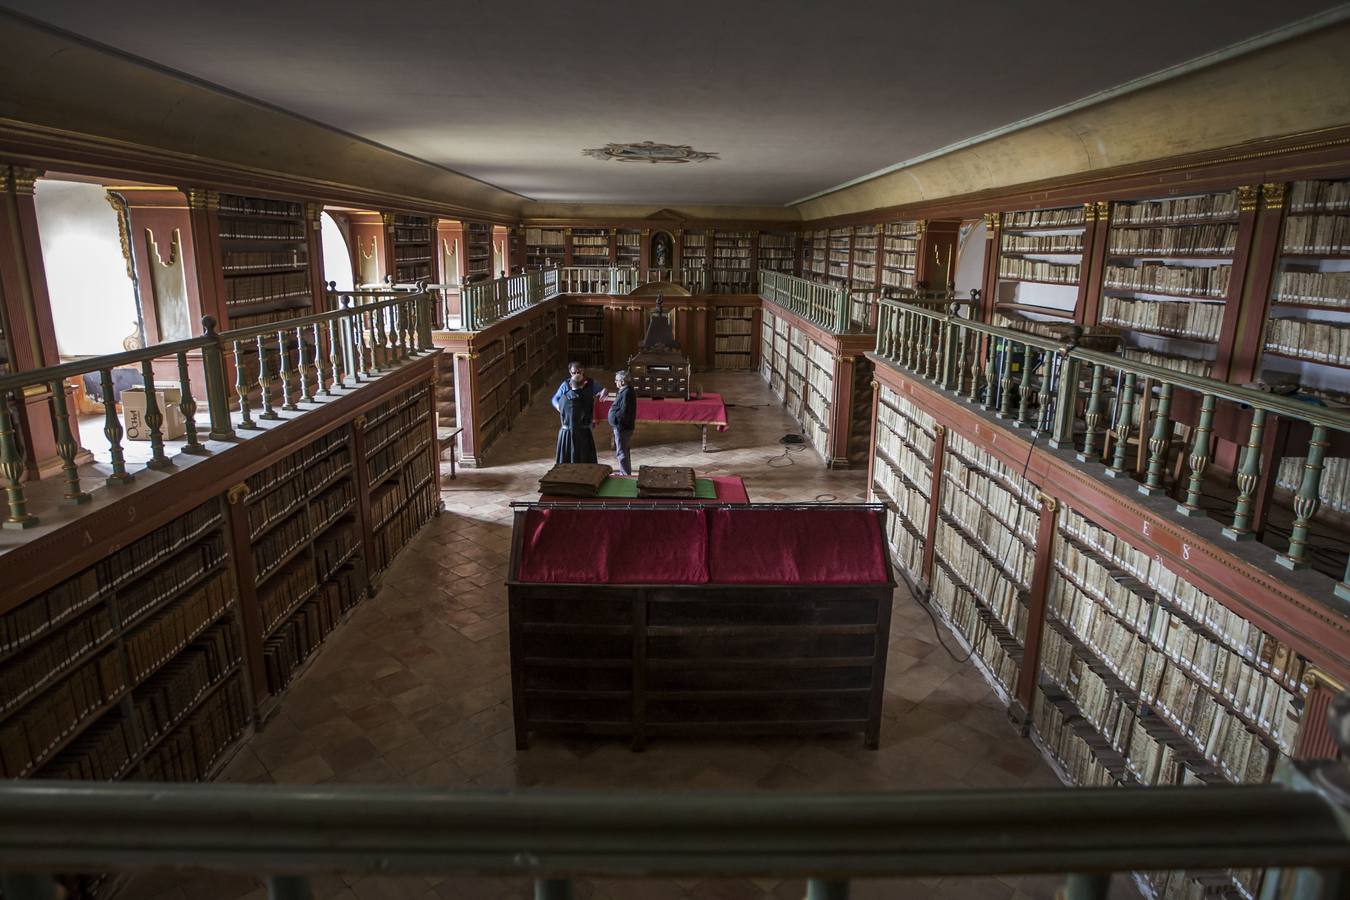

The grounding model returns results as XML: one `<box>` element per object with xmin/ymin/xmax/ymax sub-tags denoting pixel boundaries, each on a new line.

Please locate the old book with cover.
<box><xmin>636</xmin><ymin>465</ymin><xmax>697</xmax><ymax>498</ymax></box>
<box><xmin>540</xmin><ymin>463</ymin><xmax>613</xmax><ymax>497</ymax></box>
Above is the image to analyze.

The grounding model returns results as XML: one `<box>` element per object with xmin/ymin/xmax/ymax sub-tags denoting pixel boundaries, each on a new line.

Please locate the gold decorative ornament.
<box><xmin>1082</xmin><ymin>202</ymin><xmax>1096</xmax><ymax>223</ymax></box>
<box><xmin>1261</xmin><ymin>182</ymin><xmax>1287</xmax><ymax>211</ymax></box>
<box><xmin>1238</xmin><ymin>185</ymin><xmax>1259</xmax><ymax>212</ymax></box>
<box><xmin>382</xmin><ymin>212</ymin><xmax>396</xmax><ymax>227</ymax></box>
<box><xmin>8</xmin><ymin>166</ymin><xmax>40</xmax><ymax>195</ymax></box>
<box><xmin>104</xmin><ymin>192</ymin><xmax>135</xmax><ymax>282</ymax></box>
<box><xmin>226</xmin><ymin>483</ymin><xmax>250</xmax><ymax>505</ymax></box>
<box><xmin>183</xmin><ymin>188</ymin><xmax>219</xmax><ymax>211</ymax></box>
<box><xmin>354</xmin><ymin>415</ymin><xmax>367</xmax><ymax>430</ymax></box>
<box><xmin>1095</xmin><ymin>200</ymin><xmax>1109</xmax><ymax>220</ymax></box>
<box><xmin>1303</xmin><ymin>667</ymin><xmax>1346</xmax><ymax>694</ymax></box>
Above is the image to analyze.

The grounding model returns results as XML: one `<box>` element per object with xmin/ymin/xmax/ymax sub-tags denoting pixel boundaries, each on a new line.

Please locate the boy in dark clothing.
<box><xmin>607</xmin><ymin>369</ymin><xmax>636</xmax><ymax>475</ymax></box>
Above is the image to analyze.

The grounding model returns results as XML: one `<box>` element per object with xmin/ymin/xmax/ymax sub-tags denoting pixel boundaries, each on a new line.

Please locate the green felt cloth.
<box><xmin>594</xmin><ymin>476</ymin><xmax>717</xmax><ymax>499</ymax></box>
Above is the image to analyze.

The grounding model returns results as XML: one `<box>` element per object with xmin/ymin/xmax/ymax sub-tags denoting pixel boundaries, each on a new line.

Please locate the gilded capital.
<box><xmin>982</xmin><ymin>212</ymin><xmax>998</xmax><ymax>235</ymax></box>
<box><xmin>1082</xmin><ymin>202</ymin><xmax>1096</xmax><ymax>223</ymax></box>
<box><xmin>1095</xmin><ymin>200</ymin><xmax>1109</xmax><ymax>221</ymax></box>
<box><xmin>354</xmin><ymin>414</ymin><xmax>368</xmax><ymax>431</ymax></box>
<box><xmin>1237</xmin><ymin>185</ymin><xmax>1259</xmax><ymax>213</ymax></box>
<box><xmin>933</xmin><ymin>424</ymin><xmax>946</xmax><ymax>437</ymax></box>
<box><xmin>914</xmin><ymin>220</ymin><xmax>928</xmax><ymax>236</ymax></box>
<box><xmin>1261</xmin><ymin>182</ymin><xmax>1287</xmax><ymax>211</ymax></box>
<box><xmin>1037</xmin><ymin>491</ymin><xmax>1058</xmax><ymax>513</ymax></box>
<box><xmin>226</xmin><ymin>483</ymin><xmax>251</xmax><ymax>505</ymax></box>
<box><xmin>381</xmin><ymin>212</ymin><xmax>396</xmax><ymax>227</ymax></box>
<box><xmin>305</xmin><ymin>201</ymin><xmax>323</xmax><ymax>227</ymax></box>
<box><xmin>870</xmin><ymin>380</ymin><xmax>880</xmax><ymax>391</ymax></box>
<box><xmin>7</xmin><ymin>166</ymin><xmax>40</xmax><ymax>195</ymax></box>
<box><xmin>184</xmin><ymin>188</ymin><xmax>219</xmax><ymax>211</ymax></box>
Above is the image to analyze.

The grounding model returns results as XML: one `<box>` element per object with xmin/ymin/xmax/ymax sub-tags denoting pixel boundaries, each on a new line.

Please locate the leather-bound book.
<box><xmin>539</xmin><ymin>463</ymin><xmax>613</xmax><ymax>497</ymax></box>
<box><xmin>636</xmin><ymin>465</ymin><xmax>696</xmax><ymax>498</ymax></box>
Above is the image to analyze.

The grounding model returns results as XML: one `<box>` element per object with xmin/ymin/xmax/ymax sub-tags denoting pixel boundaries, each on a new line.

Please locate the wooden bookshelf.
<box><xmin>680</xmin><ymin>229</ymin><xmax>709</xmax><ymax>274</ymax></box>
<box><xmin>366</xmin><ymin>383</ymin><xmax>438</xmax><ymax>577</ymax></box>
<box><xmin>851</xmin><ymin>224</ymin><xmax>879</xmax><ymax>293</ymax></box>
<box><xmin>217</xmin><ymin>192</ymin><xmax>312</xmax><ymax>329</ymax></box>
<box><xmin>827</xmin><ymin>227</ymin><xmax>850</xmax><ymax>287</ymax></box>
<box><xmin>389</xmin><ymin>214</ymin><xmax>434</xmax><ymax>284</ymax></box>
<box><xmin>757</xmin><ymin>230</ymin><xmax>797</xmax><ymax>275</ymax></box>
<box><xmin>711</xmin><ymin>230</ymin><xmax>754</xmax><ymax>294</ymax></box>
<box><xmin>464</xmin><ymin>222</ymin><xmax>492</xmax><ymax>283</ymax></box>
<box><xmin>616</xmin><ymin>228</ymin><xmax>641</xmax><ymax>268</ymax></box>
<box><xmin>808</xmin><ymin>228</ymin><xmax>828</xmax><ymax>280</ymax></box>
<box><xmin>880</xmin><ymin>221</ymin><xmax>920</xmax><ymax>296</ymax></box>
<box><xmin>570</xmin><ymin>227</ymin><xmax>611</xmax><ymax>268</ymax></box>
<box><xmin>870</xmin><ymin>384</ymin><xmax>936</xmax><ymax>584</ymax></box>
<box><xmin>713</xmin><ymin>305</ymin><xmax>756</xmax><ymax>369</ymax></box>
<box><xmin>1098</xmin><ymin>189</ymin><xmax>1243</xmax><ymax>378</ymax></box>
<box><xmin>472</xmin><ymin>310</ymin><xmax>559</xmax><ymax>455</ymax></box>
<box><xmin>565</xmin><ymin>306</ymin><xmax>605</xmax><ymax>369</ymax></box>
<box><xmin>1263</xmin><ymin>178</ymin><xmax>1350</xmax><ymax>389</ymax></box>
<box><xmin>524</xmin><ymin>226</ymin><xmax>566</xmax><ymax>270</ymax></box>
<box><xmin>994</xmin><ymin>205</ymin><xmax>1086</xmax><ymax>326</ymax></box>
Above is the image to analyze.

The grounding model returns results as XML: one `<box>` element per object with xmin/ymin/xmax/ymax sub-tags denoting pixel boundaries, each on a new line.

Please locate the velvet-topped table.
<box><xmin>539</xmin><ymin>474</ymin><xmax>749</xmax><ymax>504</ymax></box>
<box><xmin>593</xmin><ymin>392</ymin><xmax>729</xmax><ymax>452</ymax></box>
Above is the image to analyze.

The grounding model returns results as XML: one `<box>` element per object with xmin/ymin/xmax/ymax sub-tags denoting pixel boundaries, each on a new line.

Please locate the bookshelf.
<box><xmin>1263</xmin><ymin>178</ymin><xmax>1350</xmax><ymax>391</ymax></box>
<box><xmin>808</xmin><ymin>229</ymin><xmax>828</xmax><ymax>280</ymax></box>
<box><xmin>869</xmin><ymin>384</ymin><xmax>935</xmax><ymax>583</ymax></box>
<box><xmin>565</xmin><ymin>306</ymin><xmax>605</xmax><ymax>370</ymax></box>
<box><xmin>851</xmin><ymin>224</ymin><xmax>879</xmax><ymax>292</ymax></box>
<box><xmin>714</xmin><ymin>305</ymin><xmax>755</xmax><ymax>369</ymax></box>
<box><xmin>464</xmin><ymin>222</ymin><xmax>492</xmax><ymax>283</ymax></box>
<box><xmin>389</xmin><ymin>214</ymin><xmax>434</xmax><ymax>284</ymax></box>
<box><xmin>994</xmin><ymin>205</ymin><xmax>1087</xmax><ymax>326</ymax></box>
<box><xmin>0</xmin><ymin>498</ymin><xmax>247</xmax><ymax>787</ymax></box>
<box><xmin>366</xmin><ymin>383</ymin><xmax>437</xmax><ymax>578</ymax></box>
<box><xmin>616</xmin><ymin>228</ymin><xmax>641</xmax><ymax>268</ymax></box>
<box><xmin>472</xmin><ymin>310</ymin><xmax>559</xmax><ymax>456</ymax></box>
<box><xmin>769</xmin><ymin>324</ymin><xmax>832</xmax><ymax>458</ymax></box>
<box><xmin>681</xmin><ymin>229</ymin><xmax>709</xmax><ymax>273</ymax></box>
<box><xmin>711</xmin><ymin>230</ymin><xmax>754</xmax><ymax>293</ymax></box>
<box><xmin>571</xmin><ymin>227</ymin><xmax>611</xmax><ymax>268</ymax></box>
<box><xmin>217</xmin><ymin>192</ymin><xmax>312</xmax><ymax>329</ymax></box>
<box><xmin>1100</xmin><ymin>190</ymin><xmax>1241</xmax><ymax>378</ymax></box>
<box><xmin>881</xmin><ymin>221</ymin><xmax>920</xmax><ymax>295</ymax></box>
<box><xmin>757</xmin><ymin>231</ymin><xmax>797</xmax><ymax>274</ymax></box>
<box><xmin>524</xmin><ymin>227</ymin><xmax>566</xmax><ymax>270</ymax></box>
<box><xmin>827</xmin><ymin>227</ymin><xmax>850</xmax><ymax>287</ymax></box>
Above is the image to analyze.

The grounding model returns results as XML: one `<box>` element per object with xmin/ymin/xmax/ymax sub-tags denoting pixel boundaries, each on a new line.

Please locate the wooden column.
<box><xmin>350</xmin><ymin>413</ymin><xmax>379</xmax><ymax>590</ymax></box>
<box><xmin>0</xmin><ymin>166</ymin><xmax>81</xmax><ymax>478</ymax></box>
<box><xmin>1077</xmin><ymin>201</ymin><xmax>1111</xmax><ymax>328</ymax></box>
<box><xmin>920</xmin><ymin>423</ymin><xmax>947</xmax><ymax>585</ymax></box>
<box><xmin>1014</xmin><ymin>491</ymin><xmax>1060</xmax><ymax>723</ymax></box>
<box><xmin>182</xmin><ymin>188</ymin><xmax>228</xmax><ymax>327</ymax></box>
<box><xmin>979</xmin><ymin>213</ymin><xmax>1001</xmax><ymax>322</ymax></box>
<box><xmin>563</xmin><ymin>228</ymin><xmax>575</xmax><ymax>268</ymax></box>
<box><xmin>672</xmin><ymin>229</ymin><xmax>683</xmax><ymax>270</ymax></box>
<box><xmin>223</xmin><ymin>482</ymin><xmax>268</xmax><ymax>707</ymax></box>
<box><xmin>638</xmin><ymin>228</ymin><xmax>651</xmax><ymax>271</ymax></box>
<box><xmin>1219</xmin><ymin>184</ymin><xmax>1284</xmax><ymax>384</ymax></box>
<box><xmin>304</xmin><ymin>202</ymin><xmax>326</xmax><ymax>308</ymax></box>
<box><xmin>827</xmin><ymin>353</ymin><xmax>856</xmax><ymax>469</ymax></box>
<box><xmin>453</xmin><ymin>350</ymin><xmax>483</xmax><ymax>467</ymax></box>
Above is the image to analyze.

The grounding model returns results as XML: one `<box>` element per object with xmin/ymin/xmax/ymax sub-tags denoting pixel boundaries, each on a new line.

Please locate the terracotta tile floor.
<box><xmin>124</xmin><ymin>370</ymin><xmax>1140</xmax><ymax>900</ymax></box>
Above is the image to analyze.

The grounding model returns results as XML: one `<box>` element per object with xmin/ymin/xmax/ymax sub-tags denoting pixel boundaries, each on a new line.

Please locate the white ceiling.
<box><xmin>3</xmin><ymin>1</ymin><xmax>1346</xmax><ymax>206</ymax></box>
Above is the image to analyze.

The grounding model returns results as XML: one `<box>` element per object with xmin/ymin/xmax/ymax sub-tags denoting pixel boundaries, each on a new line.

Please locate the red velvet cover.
<box><xmin>706</xmin><ymin>508</ymin><xmax>890</xmax><ymax>585</ymax></box>
<box><xmin>516</xmin><ymin>508</ymin><xmax>709</xmax><ymax>584</ymax></box>
<box><xmin>594</xmin><ymin>392</ymin><xmax>729</xmax><ymax>432</ymax></box>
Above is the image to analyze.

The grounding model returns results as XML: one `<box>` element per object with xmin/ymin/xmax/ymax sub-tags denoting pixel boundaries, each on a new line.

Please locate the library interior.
<box><xmin>2</xmin><ymin>2</ymin><xmax>1350</xmax><ymax>899</ymax></box>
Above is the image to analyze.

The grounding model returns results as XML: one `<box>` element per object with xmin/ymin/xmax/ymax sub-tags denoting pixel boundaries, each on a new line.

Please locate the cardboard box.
<box><xmin>122</xmin><ymin>383</ymin><xmax>187</xmax><ymax>441</ymax></box>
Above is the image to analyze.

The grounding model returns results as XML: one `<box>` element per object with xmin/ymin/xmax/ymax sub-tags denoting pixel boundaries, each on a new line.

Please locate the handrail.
<box><xmin>759</xmin><ymin>269</ymin><xmax>859</xmax><ymax>334</ymax></box>
<box><xmin>0</xmin><ymin>766</ymin><xmax>1346</xmax><ymax>898</ymax></box>
<box><xmin>877</xmin><ymin>296</ymin><xmax>1350</xmax><ymax>589</ymax></box>
<box><xmin>0</xmin><ymin>291</ymin><xmax>437</xmax><ymax>530</ymax></box>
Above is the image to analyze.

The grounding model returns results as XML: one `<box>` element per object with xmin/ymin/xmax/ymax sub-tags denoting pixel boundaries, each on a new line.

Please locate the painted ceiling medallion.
<box><xmin>582</xmin><ymin>141</ymin><xmax>719</xmax><ymax>164</ymax></box>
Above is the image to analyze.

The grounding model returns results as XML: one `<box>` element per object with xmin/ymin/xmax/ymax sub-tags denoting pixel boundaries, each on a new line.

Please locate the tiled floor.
<box><xmin>124</xmin><ymin>370</ymin><xmax>1138</xmax><ymax>900</ymax></box>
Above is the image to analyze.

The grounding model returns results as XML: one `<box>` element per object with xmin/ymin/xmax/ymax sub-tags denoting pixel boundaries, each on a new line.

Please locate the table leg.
<box><xmin>701</xmin><ymin>425</ymin><xmax>708</xmax><ymax>452</ymax></box>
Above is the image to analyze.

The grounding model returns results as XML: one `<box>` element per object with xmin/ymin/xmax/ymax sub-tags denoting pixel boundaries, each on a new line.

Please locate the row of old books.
<box><xmin>392</xmin><ymin>226</ymin><xmax>431</xmax><ymax>244</ymax></box>
<box><xmin>392</xmin><ymin>244</ymin><xmax>431</xmax><ymax>263</ymax></box>
<box><xmin>218</xmin><ymin>219</ymin><xmax>306</xmax><ymax>242</ymax></box>
<box><xmin>935</xmin><ymin>518</ymin><xmax>1028</xmax><ymax>642</ymax></box>
<box><xmin>1288</xmin><ymin>178</ymin><xmax>1350</xmax><ymax>213</ymax></box>
<box><xmin>524</xmin><ymin>228</ymin><xmax>566</xmax><ymax>246</ymax></box>
<box><xmin>116</xmin><ymin>534</ymin><xmax>226</xmax><ymax>629</ymax></box>
<box><xmin>1276</xmin><ymin>455</ymin><xmax>1350</xmax><ymax>514</ymax></box>
<box><xmin>141</xmin><ymin>675</ymin><xmax>248</xmax><ymax>783</ymax></box>
<box><xmin>1005</xmin><ymin>208</ymin><xmax>1085</xmax><ymax>229</ymax></box>
<box><xmin>1003</xmin><ymin>233</ymin><xmax>1084</xmax><ymax>254</ymax></box>
<box><xmin>998</xmin><ymin>257</ymin><xmax>1080</xmax><ymax>285</ymax></box>
<box><xmin>1120</xmin><ymin>347</ymin><xmax>1213</xmax><ymax>378</ymax></box>
<box><xmin>1099</xmin><ymin>295</ymin><xmax>1223</xmax><ymax>340</ymax></box>
<box><xmin>315</xmin><ymin>520</ymin><xmax>362</xmax><ymax>582</ymax></box>
<box><xmin>369</xmin><ymin>420</ymin><xmax>431</xmax><ymax>487</ymax></box>
<box><xmin>219</xmin><ymin>195</ymin><xmax>303</xmax><ymax>219</ymax></box>
<box><xmin>366</xmin><ymin>394</ymin><xmax>428</xmax><ymax>459</ymax></box>
<box><xmin>1265</xmin><ymin>317</ymin><xmax>1350</xmax><ymax>364</ymax></box>
<box><xmin>253</xmin><ymin>507</ymin><xmax>311</xmax><ymax>585</ymax></box>
<box><xmin>1032</xmin><ymin>688</ymin><xmax>1123</xmax><ymax>786</ymax></box>
<box><xmin>945</xmin><ymin>430</ymin><xmax>1040</xmax><ymax>508</ymax></box>
<box><xmin>311</xmin><ymin>477</ymin><xmax>356</xmax><ymax>533</ymax></box>
<box><xmin>932</xmin><ymin>562</ymin><xmax>1020</xmax><ymax>698</ymax></box>
<box><xmin>1112</xmin><ymin>191</ymin><xmax>1238</xmax><ymax>226</ymax></box>
<box><xmin>876</xmin><ymin>398</ymin><xmax>936</xmax><ymax>461</ymax></box>
<box><xmin>125</xmin><ymin>568</ymin><xmax>234</xmax><ymax>685</ymax></box>
<box><xmin>262</xmin><ymin>576</ymin><xmax>345</xmax><ymax>695</ymax></box>
<box><xmin>871</xmin><ymin>384</ymin><xmax>935</xmax><ymax>582</ymax></box>
<box><xmin>1273</xmin><ymin>268</ymin><xmax>1350</xmax><ymax>307</ymax></box>
<box><xmin>1282</xmin><ymin>213</ymin><xmax>1350</xmax><ymax>255</ymax></box>
<box><xmin>0</xmin><ymin>644</ymin><xmax>123</xmax><ymax>777</ymax></box>
<box><xmin>1108</xmin><ymin>223</ymin><xmax>1237</xmax><ymax>257</ymax></box>
<box><xmin>942</xmin><ymin>453</ymin><xmax>1039</xmax><ymax>545</ymax></box>
<box><xmin>133</xmin><ymin>624</ymin><xmax>239</xmax><ymax>751</ymax></box>
<box><xmin>372</xmin><ymin>480</ymin><xmax>437</xmax><ymax>576</ymax></box>
<box><xmin>259</xmin><ymin>557</ymin><xmax>317</xmax><ymax>636</ymax></box>
<box><xmin>2</xmin><ymin>606</ymin><xmax>113</xmax><ymax>716</ymax></box>
<box><xmin>222</xmin><ymin>249</ymin><xmax>307</xmax><ymax>273</ymax></box>
<box><xmin>1103</xmin><ymin>262</ymin><xmax>1231</xmax><ymax>298</ymax></box>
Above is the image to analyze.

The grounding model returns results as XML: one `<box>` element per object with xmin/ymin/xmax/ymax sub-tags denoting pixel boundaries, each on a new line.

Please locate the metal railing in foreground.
<box><xmin>875</xmin><ymin>299</ymin><xmax>1350</xmax><ymax>596</ymax></box>
<box><xmin>0</xmin><ymin>291</ymin><xmax>436</xmax><ymax>530</ymax></box>
<box><xmin>0</xmin><ymin>755</ymin><xmax>1347</xmax><ymax>900</ymax></box>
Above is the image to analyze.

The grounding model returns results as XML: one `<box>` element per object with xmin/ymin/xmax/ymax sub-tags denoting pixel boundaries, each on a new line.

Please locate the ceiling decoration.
<box><xmin>582</xmin><ymin>142</ymin><xmax>719</xmax><ymax>164</ymax></box>
<box><xmin>1</xmin><ymin>1</ymin><xmax>1344</xmax><ymax>206</ymax></box>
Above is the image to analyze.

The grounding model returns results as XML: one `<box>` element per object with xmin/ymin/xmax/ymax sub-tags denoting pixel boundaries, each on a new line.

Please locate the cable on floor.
<box><xmin>814</xmin><ymin>493</ymin><xmax>837</xmax><ymax>502</ymax></box>
<box><xmin>766</xmin><ymin>437</ymin><xmax>808</xmax><ymax>467</ymax></box>
<box><xmin>895</xmin><ymin>567</ymin><xmax>972</xmax><ymax>664</ymax></box>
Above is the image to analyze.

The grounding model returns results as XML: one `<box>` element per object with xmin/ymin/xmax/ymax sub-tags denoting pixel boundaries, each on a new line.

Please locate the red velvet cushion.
<box><xmin>516</xmin><ymin>508</ymin><xmax>709</xmax><ymax>584</ymax></box>
<box><xmin>707</xmin><ymin>508</ymin><xmax>890</xmax><ymax>585</ymax></box>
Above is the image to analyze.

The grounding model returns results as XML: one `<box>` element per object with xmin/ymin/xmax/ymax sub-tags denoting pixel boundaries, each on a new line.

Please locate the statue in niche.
<box><xmin>651</xmin><ymin>231</ymin><xmax>673</xmax><ymax>270</ymax></box>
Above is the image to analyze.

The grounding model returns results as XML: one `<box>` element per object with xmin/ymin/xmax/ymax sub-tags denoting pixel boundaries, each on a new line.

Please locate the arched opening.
<box><xmin>320</xmin><ymin>211</ymin><xmax>355</xmax><ymax>294</ymax></box>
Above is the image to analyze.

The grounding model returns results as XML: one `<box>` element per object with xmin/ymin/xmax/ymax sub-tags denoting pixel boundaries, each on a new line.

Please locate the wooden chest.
<box><xmin>626</xmin><ymin>348</ymin><xmax>690</xmax><ymax>400</ymax></box>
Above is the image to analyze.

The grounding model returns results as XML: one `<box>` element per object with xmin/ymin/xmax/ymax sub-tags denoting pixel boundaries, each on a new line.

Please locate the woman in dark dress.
<box><xmin>555</xmin><ymin>374</ymin><xmax>599</xmax><ymax>464</ymax></box>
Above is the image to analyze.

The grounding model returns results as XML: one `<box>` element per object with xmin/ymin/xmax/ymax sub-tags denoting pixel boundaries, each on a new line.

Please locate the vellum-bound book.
<box><xmin>539</xmin><ymin>463</ymin><xmax>612</xmax><ymax>497</ymax></box>
<box><xmin>636</xmin><ymin>466</ymin><xmax>697</xmax><ymax>498</ymax></box>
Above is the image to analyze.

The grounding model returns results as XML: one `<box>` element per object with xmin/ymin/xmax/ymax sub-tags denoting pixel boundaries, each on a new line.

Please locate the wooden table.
<box><xmin>593</xmin><ymin>392</ymin><xmax>729</xmax><ymax>452</ymax></box>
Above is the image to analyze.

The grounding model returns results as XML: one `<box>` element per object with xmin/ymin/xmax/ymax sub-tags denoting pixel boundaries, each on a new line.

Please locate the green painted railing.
<box><xmin>876</xmin><ymin>298</ymin><xmax>1350</xmax><ymax>598</ymax></box>
<box><xmin>0</xmin><ymin>291</ymin><xmax>435</xmax><ymax>530</ymax></box>
<box><xmin>460</xmin><ymin>269</ymin><xmax>561</xmax><ymax>331</ymax></box>
<box><xmin>0</xmin><ymin>755</ymin><xmax>1347</xmax><ymax>900</ymax></box>
<box><xmin>759</xmin><ymin>270</ymin><xmax>857</xmax><ymax>334</ymax></box>
<box><xmin>555</xmin><ymin>266</ymin><xmax>709</xmax><ymax>296</ymax></box>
